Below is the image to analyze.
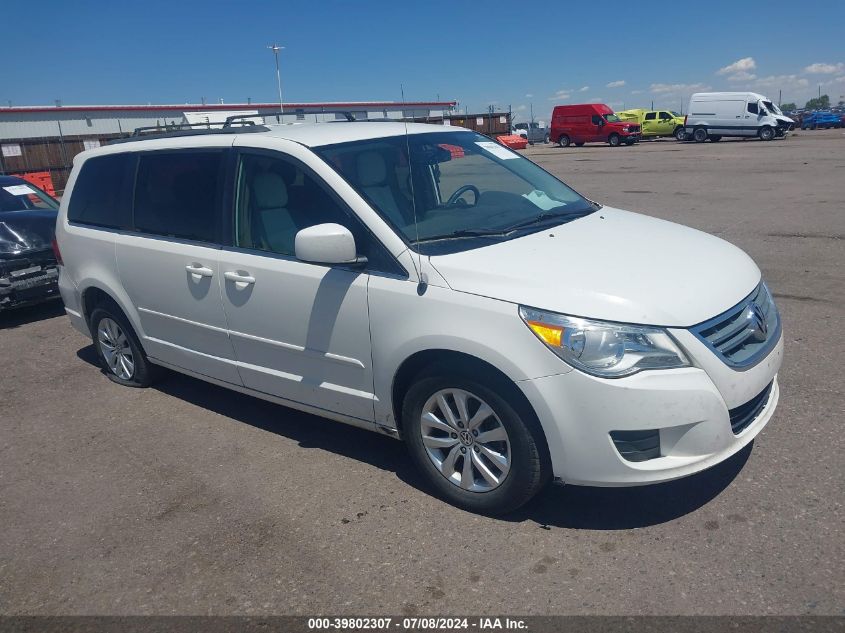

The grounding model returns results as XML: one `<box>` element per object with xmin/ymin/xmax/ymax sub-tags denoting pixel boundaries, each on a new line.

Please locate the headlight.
<box><xmin>519</xmin><ymin>307</ymin><xmax>690</xmax><ymax>378</ymax></box>
<box><xmin>622</xmin><ymin>126</ymin><xmax>630</xmax><ymax>132</ymax></box>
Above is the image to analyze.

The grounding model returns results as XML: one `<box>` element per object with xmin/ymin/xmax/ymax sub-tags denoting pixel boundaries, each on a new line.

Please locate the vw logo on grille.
<box><xmin>746</xmin><ymin>302</ymin><xmax>768</xmax><ymax>342</ymax></box>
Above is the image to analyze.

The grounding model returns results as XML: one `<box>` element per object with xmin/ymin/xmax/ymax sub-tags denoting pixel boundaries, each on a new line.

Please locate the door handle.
<box><xmin>224</xmin><ymin>271</ymin><xmax>256</xmax><ymax>285</ymax></box>
<box><xmin>185</xmin><ymin>263</ymin><xmax>214</xmax><ymax>278</ymax></box>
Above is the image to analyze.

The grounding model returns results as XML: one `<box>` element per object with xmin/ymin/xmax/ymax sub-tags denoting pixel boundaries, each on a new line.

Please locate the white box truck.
<box><xmin>684</xmin><ymin>92</ymin><xmax>794</xmax><ymax>142</ymax></box>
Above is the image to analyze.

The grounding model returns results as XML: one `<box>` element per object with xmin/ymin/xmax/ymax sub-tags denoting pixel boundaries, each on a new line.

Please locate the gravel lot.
<box><xmin>1</xmin><ymin>129</ymin><xmax>842</xmax><ymax>616</ymax></box>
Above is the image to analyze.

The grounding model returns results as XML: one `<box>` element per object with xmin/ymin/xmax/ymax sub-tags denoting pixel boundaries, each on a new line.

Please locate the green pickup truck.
<box><xmin>618</xmin><ymin>109</ymin><xmax>687</xmax><ymax>140</ymax></box>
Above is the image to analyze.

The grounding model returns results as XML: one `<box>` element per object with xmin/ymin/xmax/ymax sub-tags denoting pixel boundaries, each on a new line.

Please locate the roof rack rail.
<box><xmin>130</xmin><ymin>120</ymin><xmax>260</xmax><ymax>137</ymax></box>
<box><xmin>108</xmin><ymin>121</ymin><xmax>269</xmax><ymax>145</ymax></box>
<box><xmin>223</xmin><ymin>110</ymin><xmax>356</xmax><ymax>127</ymax></box>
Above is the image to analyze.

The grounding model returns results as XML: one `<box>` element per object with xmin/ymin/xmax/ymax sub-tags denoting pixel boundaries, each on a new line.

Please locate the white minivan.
<box><xmin>56</xmin><ymin>120</ymin><xmax>783</xmax><ymax>514</ymax></box>
<box><xmin>684</xmin><ymin>92</ymin><xmax>794</xmax><ymax>142</ymax></box>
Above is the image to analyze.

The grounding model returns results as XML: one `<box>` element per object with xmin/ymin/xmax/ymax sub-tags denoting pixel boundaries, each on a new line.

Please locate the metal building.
<box><xmin>0</xmin><ymin>101</ymin><xmax>457</xmax><ymax>193</ymax></box>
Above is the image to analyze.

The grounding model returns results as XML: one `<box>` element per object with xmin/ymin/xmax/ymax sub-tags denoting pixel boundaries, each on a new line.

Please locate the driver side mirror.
<box><xmin>295</xmin><ymin>223</ymin><xmax>367</xmax><ymax>267</ymax></box>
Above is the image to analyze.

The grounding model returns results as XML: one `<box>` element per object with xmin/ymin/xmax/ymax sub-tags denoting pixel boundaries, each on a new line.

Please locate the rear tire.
<box><xmin>674</xmin><ymin>127</ymin><xmax>687</xmax><ymax>141</ymax></box>
<box><xmin>90</xmin><ymin>305</ymin><xmax>158</xmax><ymax>388</ymax></box>
<box><xmin>759</xmin><ymin>126</ymin><xmax>775</xmax><ymax>141</ymax></box>
<box><xmin>402</xmin><ymin>367</ymin><xmax>549</xmax><ymax>515</ymax></box>
<box><xmin>558</xmin><ymin>134</ymin><xmax>571</xmax><ymax>148</ymax></box>
<box><xmin>608</xmin><ymin>133</ymin><xmax>621</xmax><ymax>147</ymax></box>
<box><xmin>693</xmin><ymin>127</ymin><xmax>708</xmax><ymax>143</ymax></box>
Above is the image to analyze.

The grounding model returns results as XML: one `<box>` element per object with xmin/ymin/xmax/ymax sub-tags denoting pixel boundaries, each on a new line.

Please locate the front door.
<box><xmin>115</xmin><ymin>148</ymin><xmax>241</xmax><ymax>384</ymax></box>
<box><xmin>217</xmin><ymin>148</ymin><xmax>377</xmax><ymax>421</ymax></box>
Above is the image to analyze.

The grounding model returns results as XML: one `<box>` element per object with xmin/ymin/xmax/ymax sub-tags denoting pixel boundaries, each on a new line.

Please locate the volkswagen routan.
<box><xmin>56</xmin><ymin>119</ymin><xmax>782</xmax><ymax>514</ymax></box>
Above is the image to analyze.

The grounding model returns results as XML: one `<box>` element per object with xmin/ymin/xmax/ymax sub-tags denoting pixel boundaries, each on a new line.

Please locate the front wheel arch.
<box><xmin>391</xmin><ymin>350</ymin><xmax>548</xmax><ymax>460</ymax></box>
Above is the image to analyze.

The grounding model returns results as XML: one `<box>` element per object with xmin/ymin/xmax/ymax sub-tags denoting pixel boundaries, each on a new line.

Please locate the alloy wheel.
<box><xmin>419</xmin><ymin>388</ymin><xmax>511</xmax><ymax>492</ymax></box>
<box><xmin>97</xmin><ymin>317</ymin><xmax>135</xmax><ymax>381</ymax></box>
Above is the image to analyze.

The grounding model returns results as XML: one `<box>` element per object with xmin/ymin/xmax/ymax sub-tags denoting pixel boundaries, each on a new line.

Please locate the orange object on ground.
<box><xmin>496</xmin><ymin>135</ymin><xmax>528</xmax><ymax>150</ymax></box>
<box><xmin>13</xmin><ymin>171</ymin><xmax>57</xmax><ymax>197</ymax></box>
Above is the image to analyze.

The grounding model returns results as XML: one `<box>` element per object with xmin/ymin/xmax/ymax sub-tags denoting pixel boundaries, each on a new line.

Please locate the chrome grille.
<box><xmin>690</xmin><ymin>283</ymin><xmax>781</xmax><ymax>369</ymax></box>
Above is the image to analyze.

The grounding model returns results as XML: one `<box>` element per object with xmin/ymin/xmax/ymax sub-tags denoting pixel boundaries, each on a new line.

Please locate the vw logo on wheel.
<box><xmin>458</xmin><ymin>430</ymin><xmax>473</xmax><ymax>446</ymax></box>
<box><xmin>746</xmin><ymin>303</ymin><xmax>768</xmax><ymax>342</ymax></box>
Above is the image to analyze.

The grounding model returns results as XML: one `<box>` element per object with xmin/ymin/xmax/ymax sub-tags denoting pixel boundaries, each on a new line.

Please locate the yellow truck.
<box><xmin>618</xmin><ymin>109</ymin><xmax>687</xmax><ymax>140</ymax></box>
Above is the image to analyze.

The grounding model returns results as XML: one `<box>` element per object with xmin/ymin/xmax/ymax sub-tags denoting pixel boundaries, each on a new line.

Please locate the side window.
<box><xmin>644</xmin><ymin>112</ymin><xmax>657</xmax><ymax>121</ymax></box>
<box><xmin>234</xmin><ymin>152</ymin><xmax>400</xmax><ymax>274</ymax></box>
<box><xmin>591</xmin><ymin>114</ymin><xmax>603</xmax><ymax>125</ymax></box>
<box><xmin>133</xmin><ymin>151</ymin><xmax>223</xmax><ymax>243</ymax></box>
<box><xmin>747</xmin><ymin>102</ymin><xmax>759</xmax><ymax>115</ymax></box>
<box><xmin>68</xmin><ymin>154</ymin><xmax>134</xmax><ymax>228</ymax></box>
<box><xmin>659</xmin><ymin>111</ymin><xmax>672</xmax><ymax>120</ymax></box>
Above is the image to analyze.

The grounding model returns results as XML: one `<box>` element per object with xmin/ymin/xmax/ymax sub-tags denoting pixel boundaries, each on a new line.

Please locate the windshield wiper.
<box><xmin>412</xmin><ymin>227</ymin><xmax>510</xmax><ymax>243</ymax></box>
<box><xmin>412</xmin><ymin>209</ymin><xmax>595</xmax><ymax>244</ymax></box>
<box><xmin>500</xmin><ymin>209</ymin><xmax>594</xmax><ymax>232</ymax></box>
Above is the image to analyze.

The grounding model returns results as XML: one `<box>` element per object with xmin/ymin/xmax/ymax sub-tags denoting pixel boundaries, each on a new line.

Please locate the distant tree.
<box><xmin>804</xmin><ymin>95</ymin><xmax>830</xmax><ymax>110</ymax></box>
<box><xmin>780</xmin><ymin>102</ymin><xmax>797</xmax><ymax>111</ymax></box>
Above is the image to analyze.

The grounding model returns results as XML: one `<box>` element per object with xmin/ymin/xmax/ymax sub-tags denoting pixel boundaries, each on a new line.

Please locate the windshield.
<box><xmin>762</xmin><ymin>101</ymin><xmax>782</xmax><ymax>115</ymax></box>
<box><xmin>0</xmin><ymin>181</ymin><xmax>59</xmax><ymax>213</ymax></box>
<box><xmin>604</xmin><ymin>114</ymin><xmax>621</xmax><ymax>123</ymax></box>
<box><xmin>670</xmin><ymin>111</ymin><xmax>682</xmax><ymax>117</ymax></box>
<box><xmin>314</xmin><ymin>131</ymin><xmax>595</xmax><ymax>254</ymax></box>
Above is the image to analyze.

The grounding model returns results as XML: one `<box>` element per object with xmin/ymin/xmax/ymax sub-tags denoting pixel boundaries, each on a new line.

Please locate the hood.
<box><xmin>428</xmin><ymin>207</ymin><xmax>760</xmax><ymax>327</ymax></box>
<box><xmin>776</xmin><ymin>115</ymin><xmax>794</xmax><ymax>123</ymax></box>
<box><xmin>0</xmin><ymin>210</ymin><xmax>57</xmax><ymax>255</ymax></box>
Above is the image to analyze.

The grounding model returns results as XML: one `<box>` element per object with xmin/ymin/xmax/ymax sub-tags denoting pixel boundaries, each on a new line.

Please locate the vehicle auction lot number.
<box><xmin>308</xmin><ymin>617</ymin><xmax>527</xmax><ymax>631</ymax></box>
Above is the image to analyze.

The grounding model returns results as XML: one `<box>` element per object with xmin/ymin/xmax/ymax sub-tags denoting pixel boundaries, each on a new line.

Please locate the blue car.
<box><xmin>801</xmin><ymin>111</ymin><xmax>841</xmax><ymax>129</ymax></box>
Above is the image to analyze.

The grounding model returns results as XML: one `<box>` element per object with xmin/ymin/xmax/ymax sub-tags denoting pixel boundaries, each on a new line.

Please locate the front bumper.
<box><xmin>518</xmin><ymin>332</ymin><xmax>783</xmax><ymax>486</ymax></box>
<box><xmin>0</xmin><ymin>253</ymin><xmax>60</xmax><ymax>310</ymax></box>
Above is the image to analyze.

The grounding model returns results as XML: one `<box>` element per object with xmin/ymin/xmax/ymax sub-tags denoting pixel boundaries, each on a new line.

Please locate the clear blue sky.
<box><xmin>3</xmin><ymin>0</ymin><xmax>844</xmax><ymax>121</ymax></box>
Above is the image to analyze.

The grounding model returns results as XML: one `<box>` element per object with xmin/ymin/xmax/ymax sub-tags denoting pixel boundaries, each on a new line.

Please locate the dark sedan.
<box><xmin>0</xmin><ymin>175</ymin><xmax>61</xmax><ymax>310</ymax></box>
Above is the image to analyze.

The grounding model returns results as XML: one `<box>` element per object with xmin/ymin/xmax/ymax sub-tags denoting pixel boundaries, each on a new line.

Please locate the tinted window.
<box><xmin>68</xmin><ymin>154</ymin><xmax>134</xmax><ymax>228</ymax></box>
<box><xmin>644</xmin><ymin>112</ymin><xmax>657</xmax><ymax>120</ymax></box>
<box><xmin>234</xmin><ymin>152</ymin><xmax>399</xmax><ymax>273</ymax></box>
<box><xmin>659</xmin><ymin>111</ymin><xmax>672</xmax><ymax>120</ymax></box>
<box><xmin>747</xmin><ymin>102</ymin><xmax>759</xmax><ymax>114</ymax></box>
<box><xmin>133</xmin><ymin>151</ymin><xmax>223</xmax><ymax>243</ymax></box>
<box><xmin>591</xmin><ymin>114</ymin><xmax>603</xmax><ymax>125</ymax></box>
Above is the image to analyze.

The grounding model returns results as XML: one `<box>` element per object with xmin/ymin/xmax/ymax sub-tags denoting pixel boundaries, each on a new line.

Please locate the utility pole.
<box><xmin>267</xmin><ymin>43</ymin><xmax>285</xmax><ymax>112</ymax></box>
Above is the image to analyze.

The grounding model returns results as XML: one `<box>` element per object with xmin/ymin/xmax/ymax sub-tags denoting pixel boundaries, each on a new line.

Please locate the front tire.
<box><xmin>90</xmin><ymin>305</ymin><xmax>157</xmax><ymax>388</ymax></box>
<box><xmin>608</xmin><ymin>133</ymin><xmax>621</xmax><ymax>147</ymax></box>
<box><xmin>693</xmin><ymin>127</ymin><xmax>708</xmax><ymax>143</ymax></box>
<box><xmin>558</xmin><ymin>134</ymin><xmax>571</xmax><ymax>148</ymax></box>
<box><xmin>759</xmin><ymin>126</ymin><xmax>775</xmax><ymax>141</ymax></box>
<box><xmin>403</xmin><ymin>368</ymin><xmax>548</xmax><ymax>515</ymax></box>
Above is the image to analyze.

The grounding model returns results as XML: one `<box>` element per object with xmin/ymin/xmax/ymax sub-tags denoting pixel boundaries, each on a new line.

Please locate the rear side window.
<box><xmin>133</xmin><ymin>151</ymin><xmax>223</xmax><ymax>243</ymax></box>
<box><xmin>644</xmin><ymin>112</ymin><xmax>656</xmax><ymax>120</ymax></box>
<box><xmin>68</xmin><ymin>154</ymin><xmax>134</xmax><ymax>228</ymax></box>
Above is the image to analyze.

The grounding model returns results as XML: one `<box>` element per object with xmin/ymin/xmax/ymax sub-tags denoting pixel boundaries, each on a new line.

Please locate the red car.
<box><xmin>551</xmin><ymin>103</ymin><xmax>641</xmax><ymax>147</ymax></box>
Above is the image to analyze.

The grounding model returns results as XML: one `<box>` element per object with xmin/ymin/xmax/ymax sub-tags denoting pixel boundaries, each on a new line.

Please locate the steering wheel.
<box><xmin>446</xmin><ymin>184</ymin><xmax>480</xmax><ymax>207</ymax></box>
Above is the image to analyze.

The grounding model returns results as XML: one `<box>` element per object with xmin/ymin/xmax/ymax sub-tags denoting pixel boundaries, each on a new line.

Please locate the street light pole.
<box><xmin>267</xmin><ymin>44</ymin><xmax>285</xmax><ymax>113</ymax></box>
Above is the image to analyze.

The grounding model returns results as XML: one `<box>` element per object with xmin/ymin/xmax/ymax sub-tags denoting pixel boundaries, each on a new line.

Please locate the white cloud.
<box><xmin>753</xmin><ymin>74</ymin><xmax>809</xmax><ymax>90</ymax></box>
<box><xmin>717</xmin><ymin>57</ymin><xmax>756</xmax><ymax>75</ymax></box>
<box><xmin>606</xmin><ymin>80</ymin><xmax>626</xmax><ymax>88</ymax></box>
<box><xmin>727</xmin><ymin>71</ymin><xmax>756</xmax><ymax>82</ymax></box>
<box><xmin>650</xmin><ymin>82</ymin><xmax>711</xmax><ymax>94</ymax></box>
<box><xmin>630</xmin><ymin>89</ymin><xmax>644</xmax><ymax>95</ymax></box>
<box><xmin>822</xmin><ymin>75</ymin><xmax>845</xmax><ymax>87</ymax></box>
<box><xmin>548</xmin><ymin>89</ymin><xmax>572</xmax><ymax>101</ymax></box>
<box><xmin>525</xmin><ymin>93</ymin><xmax>533</xmax><ymax>98</ymax></box>
<box><xmin>578</xmin><ymin>86</ymin><xmax>589</xmax><ymax>92</ymax></box>
<box><xmin>804</xmin><ymin>62</ymin><xmax>844</xmax><ymax>74</ymax></box>
<box><xmin>516</xmin><ymin>104</ymin><xmax>528</xmax><ymax>111</ymax></box>
<box><xmin>588</xmin><ymin>97</ymin><xmax>603</xmax><ymax>103</ymax></box>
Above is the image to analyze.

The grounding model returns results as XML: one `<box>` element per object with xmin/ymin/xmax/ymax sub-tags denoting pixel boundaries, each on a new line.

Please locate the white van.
<box><xmin>684</xmin><ymin>92</ymin><xmax>794</xmax><ymax>142</ymax></box>
<box><xmin>55</xmin><ymin>120</ymin><xmax>783</xmax><ymax>514</ymax></box>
